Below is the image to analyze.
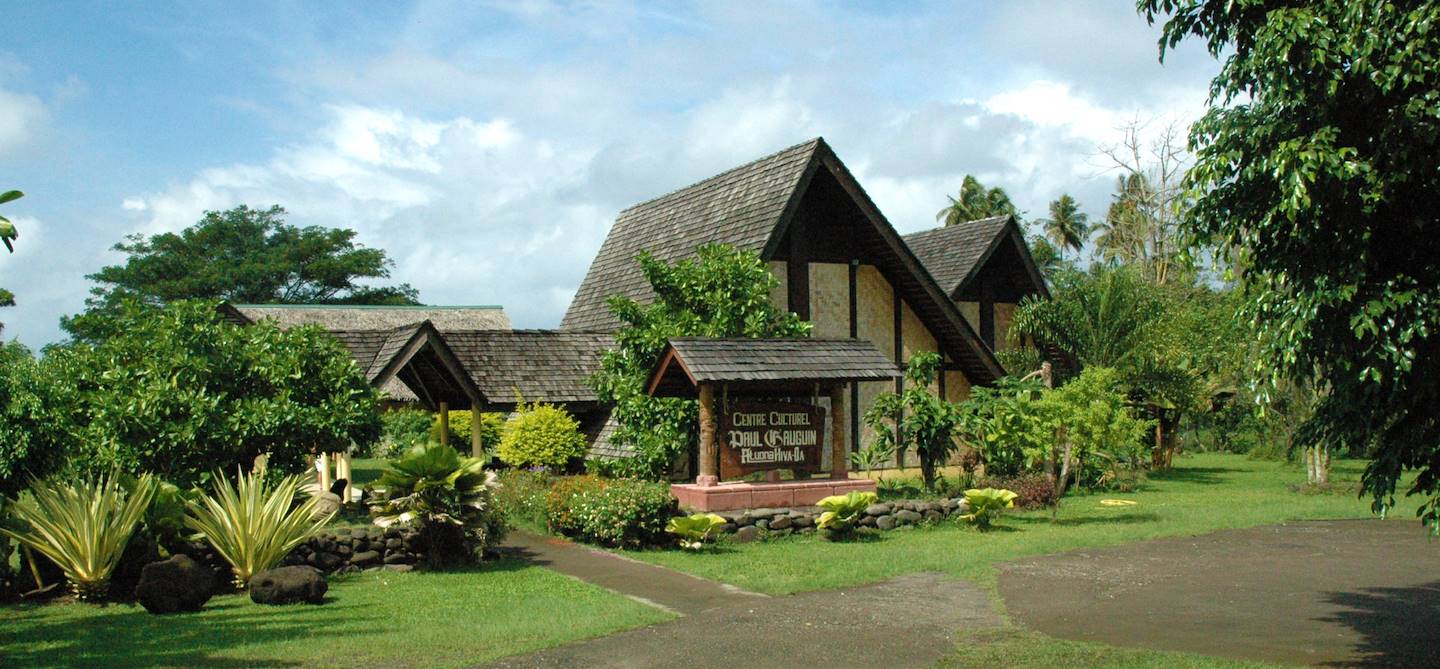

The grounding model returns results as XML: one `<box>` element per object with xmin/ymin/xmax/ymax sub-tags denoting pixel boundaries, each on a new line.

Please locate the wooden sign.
<box><xmin>718</xmin><ymin>401</ymin><xmax>824</xmax><ymax>479</ymax></box>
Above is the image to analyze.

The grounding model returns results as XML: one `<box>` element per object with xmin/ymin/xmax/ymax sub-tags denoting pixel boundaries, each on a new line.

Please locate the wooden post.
<box><xmin>470</xmin><ymin>400</ymin><xmax>484</xmax><ymax>458</ymax></box>
<box><xmin>697</xmin><ymin>384</ymin><xmax>719</xmax><ymax>487</ymax></box>
<box><xmin>830</xmin><ymin>384</ymin><xmax>848</xmax><ymax>480</ymax></box>
<box><xmin>317</xmin><ymin>452</ymin><xmax>331</xmax><ymax>491</ymax></box>
<box><xmin>438</xmin><ymin>401</ymin><xmax>450</xmax><ymax>447</ymax></box>
<box><xmin>338</xmin><ymin>453</ymin><xmax>353</xmax><ymax>502</ymax></box>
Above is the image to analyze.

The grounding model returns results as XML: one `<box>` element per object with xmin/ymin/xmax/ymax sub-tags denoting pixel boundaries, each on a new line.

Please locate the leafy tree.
<box><xmin>1041</xmin><ymin>194</ymin><xmax>1090</xmax><ymax>257</ymax></box>
<box><xmin>588</xmin><ymin>244</ymin><xmax>811</xmax><ymax>480</ymax></box>
<box><xmin>1140</xmin><ymin>0</ymin><xmax>1440</xmax><ymax>529</ymax></box>
<box><xmin>66</xmin><ymin>205</ymin><xmax>417</xmax><ymax>340</ymax></box>
<box><xmin>37</xmin><ymin>299</ymin><xmax>382</xmax><ymax>488</ymax></box>
<box><xmin>1093</xmin><ymin>123</ymin><xmax>1192</xmax><ymax>285</ymax></box>
<box><xmin>935</xmin><ymin>175</ymin><xmax>1020</xmax><ymax>226</ymax></box>
<box><xmin>863</xmin><ymin>352</ymin><xmax>961</xmax><ymax>491</ymax></box>
<box><xmin>0</xmin><ymin>342</ymin><xmax>67</xmax><ymax>498</ymax></box>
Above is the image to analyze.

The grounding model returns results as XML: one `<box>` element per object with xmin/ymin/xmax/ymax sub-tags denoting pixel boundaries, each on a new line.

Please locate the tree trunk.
<box><xmin>1304</xmin><ymin>445</ymin><xmax>1330</xmax><ymax>486</ymax></box>
<box><xmin>919</xmin><ymin>450</ymin><xmax>937</xmax><ymax>491</ymax></box>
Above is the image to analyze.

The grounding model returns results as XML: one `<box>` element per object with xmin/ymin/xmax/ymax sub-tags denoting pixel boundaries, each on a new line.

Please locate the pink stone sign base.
<box><xmin>671</xmin><ymin>478</ymin><xmax>878</xmax><ymax>512</ymax></box>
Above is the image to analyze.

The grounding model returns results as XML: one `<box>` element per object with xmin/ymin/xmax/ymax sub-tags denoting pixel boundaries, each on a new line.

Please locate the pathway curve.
<box><xmin>998</xmin><ymin>519</ymin><xmax>1440</xmax><ymax>667</ymax></box>
<box><xmin>491</xmin><ymin>532</ymin><xmax>1000</xmax><ymax>669</ymax></box>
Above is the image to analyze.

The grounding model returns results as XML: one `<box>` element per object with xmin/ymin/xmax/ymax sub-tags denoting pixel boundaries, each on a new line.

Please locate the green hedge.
<box><xmin>544</xmin><ymin>476</ymin><xmax>675</xmax><ymax>548</ymax></box>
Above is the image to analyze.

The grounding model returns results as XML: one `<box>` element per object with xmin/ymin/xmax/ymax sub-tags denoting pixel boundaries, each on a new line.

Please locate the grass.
<box><xmin>937</xmin><ymin>629</ymin><xmax>1284</xmax><ymax>669</ymax></box>
<box><xmin>0</xmin><ymin>559</ymin><xmax>673</xmax><ymax>668</ymax></box>
<box><xmin>627</xmin><ymin>453</ymin><xmax>1386</xmax><ymax>595</ymax></box>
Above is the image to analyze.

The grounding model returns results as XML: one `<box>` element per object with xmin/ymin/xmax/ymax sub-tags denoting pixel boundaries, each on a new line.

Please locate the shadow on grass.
<box><xmin>1316</xmin><ymin>580</ymin><xmax>1440</xmax><ymax>668</ymax></box>
<box><xmin>1012</xmin><ymin>511</ymin><xmax>1162</xmax><ymax>528</ymax></box>
<box><xmin>1146</xmin><ymin>466</ymin><xmax>1239</xmax><ymax>485</ymax></box>
<box><xmin>0</xmin><ymin>597</ymin><xmax>383</xmax><ymax>668</ymax></box>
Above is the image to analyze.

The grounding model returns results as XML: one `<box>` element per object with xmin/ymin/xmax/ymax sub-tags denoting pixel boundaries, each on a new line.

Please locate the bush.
<box><xmin>428</xmin><ymin>410</ymin><xmax>505</xmax><ymax>454</ymax></box>
<box><xmin>367</xmin><ymin>408</ymin><xmax>433</xmax><ymax>458</ymax></box>
<box><xmin>186</xmin><ymin>470</ymin><xmax>332</xmax><ymax>588</ymax></box>
<box><xmin>498</xmin><ymin>402</ymin><xmax>587</xmax><ymax>470</ymax></box>
<box><xmin>0</xmin><ymin>474</ymin><xmax>156</xmax><ymax>601</ymax></box>
<box><xmin>979</xmin><ymin>473</ymin><xmax>1057</xmax><ymax>509</ymax></box>
<box><xmin>493</xmin><ymin>469</ymin><xmax>552</xmax><ymax>531</ymax></box>
<box><xmin>545</xmin><ymin>476</ymin><xmax>675</xmax><ymax>548</ymax></box>
<box><xmin>0</xmin><ymin>342</ymin><xmax>67</xmax><ymax>498</ymax></box>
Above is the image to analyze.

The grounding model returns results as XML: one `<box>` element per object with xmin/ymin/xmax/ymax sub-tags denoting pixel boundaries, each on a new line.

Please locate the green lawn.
<box><xmin>937</xmin><ymin>629</ymin><xmax>1283</xmax><ymax>669</ymax></box>
<box><xmin>628</xmin><ymin>453</ymin><xmax>1384</xmax><ymax>595</ymax></box>
<box><xmin>0</xmin><ymin>560</ymin><xmax>673</xmax><ymax>669</ymax></box>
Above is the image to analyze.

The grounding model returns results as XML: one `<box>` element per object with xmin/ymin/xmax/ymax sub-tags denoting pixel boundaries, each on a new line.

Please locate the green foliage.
<box><xmin>65</xmin><ymin>205</ymin><xmax>416</xmax><ymax>340</ymax></box>
<box><xmin>491</xmin><ymin>469</ymin><xmax>553</xmax><ymax>531</ymax></box>
<box><xmin>936</xmin><ymin>175</ymin><xmax>1019</xmax><ymax>226</ymax></box>
<box><xmin>0</xmin><ymin>474</ymin><xmax>156</xmax><ymax>600</ymax></box>
<box><xmin>959</xmin><ymin>487</ymin><xmax>1018</xmax><ymax>530</ymax></box>
<box><xmin>377</xmin><ymin>408</ymin><xmax>435</xmax><ymax>459</ymax></box>
<box><xmin>371</xmin><ymin>443</ymin><xmax>506</xmax><ymax>567</ymax></box>
<box><xmin>1040</xmin><ymin>193</ymin><xmax>1090</xmax><ymax>256</ymax></box>
<box><xmin>862</xmin><ymin>352</ymin><xmax>961</xmax><ymax>490</ymax></box>
<box><xmin>0</xmin><ymin>342</ymin><xmax>66</xmax><ymax>498</ymax></box>
<box><xmin>187</xmin><ymin>470</ymin><xmax>331</xmax><ymax>588</ymax></box>
<box><xmin>816</xmin><ymin>491</ymin><xmax>878</xmax><ymax>539</ymax></box>
<box><xmin>588</xmin><ymin>243</ymin><xmax>811</xmax><ymax>479</ymax></box>
<box><xmin>1050</xmin><ymin>367</ymin><xmax>1154</xmax><ymax>487</ymax></box>
<box><xmin>497</xmin><ymin>402</ymin><xmax>587</xmax><ymax>470</ymax></box>
<box><xmin>957</xmin><ymin>376</ymin><xmax>1053</xmax><ymax>477</ymax></box>
<box><xmin>1141</xmin><ymin>0</ymin><xmax>1440</xmax><ymax>531</ymax></box>
<box><xmin>427</xmin><ymin>409</ymin><xmax>505</xmax><ymax>456</ymax></box>
<box><xmin>848</xmin><ymin>441</ymin><xmax>896</xmax><ymax>477</ymax></box>
<box><xmin>665</xmin><ymin>513</ymin><xmax>727</xmax><ymax>550</ymax></box>
<box><xmin>36</xmin><ymin>299</ymin><xmax>381</xmax><ymax>489</ymax></box>
<box><xmin>544</xmin><ymin>476</ymin><xmax>676</xmax><ymax>548</ymax></box>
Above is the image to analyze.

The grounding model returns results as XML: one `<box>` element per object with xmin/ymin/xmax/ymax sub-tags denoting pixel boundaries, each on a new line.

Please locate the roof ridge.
<box><xmin>234</xmin><ymin>304</ymin><xmax>505</xmax><ymax>310</ymax></box>
<box><xmin>902</xmin><ymin>215</ymin><xmax>1012</xmax><ymax>240</ymax></box>
<box><xmin>615</xmin><ymin>137</ymin><xmax>823</xmax><ymax>216</ymax></box>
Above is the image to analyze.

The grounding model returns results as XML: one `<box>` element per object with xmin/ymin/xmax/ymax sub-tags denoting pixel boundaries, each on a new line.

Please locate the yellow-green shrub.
<box><xmin>428</xmin><ymin>410</ymin><xmax>504</xmax><ymax>451</ymax></box>
<box><xmin>497</xmin><ymin>402</ymin><xmax>587</xmax><ymax>469</ymax></box>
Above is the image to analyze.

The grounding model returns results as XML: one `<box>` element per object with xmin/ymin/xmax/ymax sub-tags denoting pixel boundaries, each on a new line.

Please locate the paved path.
<box><xmin>492</xmin><ymin>532</ymin><xmax>999</xmax><ymax>669</ymax></box>
<box><xmin>998</xmin><ymin>519</ymin><xmax>1440</xmax><ymax>667</ymax></box>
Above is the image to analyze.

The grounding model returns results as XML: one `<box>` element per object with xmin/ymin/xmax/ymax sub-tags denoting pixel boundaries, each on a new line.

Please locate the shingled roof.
<box><xmin>227</xmin><ymin>303</ymin><xmax>511</xmax><ymax>331</ymax></box>
<box><xmin>647</xmin><ymin>338</ymin><xmax>900</xmax><ymax>397</ymax></box>
<box><xmin>329</xmin><ymin>321</ymin><xmax>484</xmax><ymax>409</ymax></box>
<box><xmin>902</xmin><ymin>216</ymin><xmax>1011</xmax><ymax>296</ymax></box>
<box><xmin>441</xmin><ymin>330</ymin><xmax>613</xmax><ymax>408</ymax></box>
<box><xmin>561</xmin><ymin>139</ymin><xmax>820</xmax><ymax>331</ymax></box>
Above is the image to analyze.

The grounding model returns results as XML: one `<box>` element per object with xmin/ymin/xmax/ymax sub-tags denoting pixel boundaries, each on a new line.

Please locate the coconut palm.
<box><xmin>935</xmin><ymin>175</ymin><xmax>1018</xmax><ymax>226</ymax></box>
<box><xmin>1041</xmin><ymin>194</ymin><xmax>1089</xmax><ymax>257</ymax></box>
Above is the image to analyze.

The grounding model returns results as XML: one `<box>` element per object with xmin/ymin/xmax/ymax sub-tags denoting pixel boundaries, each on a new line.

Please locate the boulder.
<box><xmin>791</xmin><ymin>514</ymin><xmax>814</xmax><ymax>528</ymax></box>
<box><xmin>351</xmin><ymin>550</ymin><xmax>382</xmax><ymax>567</ymax></box>
<box><xmin>134</xmin><ymin>554</ymin><xmax>214</xmax><ymax>614</ymax></box>
<box><xmin>768</xmin><ymin>515</ymin><xmax>793</xmax><ymax>530</ymax></box>
<box><xmin>250</xmin><ymin>566</ymin><xmax>328</xmax><ymax>605</ymax></box>
<box><xmin>754</xmin><ymin>519</ymin><xmax>770</xmax><ymax>531</ymax></box>
<box><xmin>383</xmin><ymin>551</ymin><xmax>414</xmax><ymax>565</ymax></box>
<box><xmin>734</xmin><ymin>526</ymin><xmax>762</xmax><ymax>543</ymax></box>
<box><xmin>864</xmin><ymin>503</ymin><xmax>892</xmax><ymax>517</ymax></box>
<box><xmin>895</xmin><ymin>510</ymin><xmax>923</xmax><ymax>525</ymax></box>
<box><xmin>924</xmin><ymin>510</ymin><xmax>944</xmax><ymax>522</ymax></box>
<box><xmin>875</xmin><ymin>515</ymin><xmax>897</xmax><ymax>530</ymax></box>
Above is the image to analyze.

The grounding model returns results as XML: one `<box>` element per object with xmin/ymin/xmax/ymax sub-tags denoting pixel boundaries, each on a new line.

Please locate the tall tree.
<box><xmin>67</xmin><ymin>205</ymin><xmax>418</xmax><ymax>339</ymax></box>
<box><xmin>935</xmin><ymin>175</ymin><xmax>1019</xmax><ymax>226</ymax></box>
<box><xmin>1140</xmin><ymin>0</ymin><xmax>1440</xmax><ymax>529</ymax></box>
<box><xmin>588</xmin><ymin>244</ymin><xmax>811</xmax><ymax>480</ymax></box>
<box><xmin>1093</xmin><ymin>122</ymin><xmax>1191</xmax><ymax>284</ymax></box>
<box><xmin>1041</xmin><ymin>194</ymin><xmax>1090</xmax><ymax>257</ymax></box>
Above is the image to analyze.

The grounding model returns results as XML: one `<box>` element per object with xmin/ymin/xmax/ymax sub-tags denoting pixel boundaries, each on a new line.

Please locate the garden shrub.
<box><xmin>371</xmin><ymin>443</ymin><xmax>507</xmax><ymax>569</ymax></box>
<box><xmin>493</xmin><ymin>469</ymin><xmax>552</xmax><ymax>531</ymax></box>
<box><xmin>0</xmin><ymin>342</ymin><xmax>67</xmax><ymax>498</ymax></box>
<box><xmin>187</xmin><ymin>470</ymin><xmax>332</xmax><ymax>588</ymax></box>
<box><xmin>980</xmin><ymin>473</ymin><xmax>1057</xmax><ymax>509</ymax></box>
<box><xmin>545</xmin><ymin>476</ymin><xmax>675</xmax><ymax>548</ymax></box>
<box><xmin>367</xmin><ymin>407</ymin><xmax>433</xmax><ymax>458</ymax></box>
<box><xmin>428</xmin><ymin>409</ymin><xmax>505</xmax><ymax>454</ymax></box>
<box><xmin>498</xmin><ymin>402</ymin><xmax>587</xmax><ymax>470</ymax></box>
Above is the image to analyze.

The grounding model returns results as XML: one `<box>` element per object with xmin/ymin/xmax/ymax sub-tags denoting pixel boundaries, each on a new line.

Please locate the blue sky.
<box><xmin>0</xmin><ymin>1</ymin><xmax>1218</xmax><ymax>347</ymax></box>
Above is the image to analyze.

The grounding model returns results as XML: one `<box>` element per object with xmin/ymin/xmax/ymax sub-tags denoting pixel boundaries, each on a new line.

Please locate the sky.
<box><xmin>0</xmin><ymin>1</ymin><xmax>1220</xmax><ymax>348</ymax></box>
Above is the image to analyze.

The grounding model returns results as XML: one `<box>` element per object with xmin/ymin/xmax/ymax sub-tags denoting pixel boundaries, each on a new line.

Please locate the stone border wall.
<box><xmin>714</xmin><ymin>498</ymin><xmax>968</xmax><ymax>542</ymax></box>
<box><xmin>280</xmin><ymin>527</ymin><xmax>423</xmax><ymax>575</ymax></box>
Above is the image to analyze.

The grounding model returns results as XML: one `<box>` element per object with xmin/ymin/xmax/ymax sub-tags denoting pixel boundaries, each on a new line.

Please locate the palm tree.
<box><xmin>1041</xmin><ymin>194</ymin><xmax>1089</xmax><ymax>258</ymax></box>
<box><xmin>935</xmin><ymin>175</ymin><xmax>1018</xmax><ymax>226</ymax></box>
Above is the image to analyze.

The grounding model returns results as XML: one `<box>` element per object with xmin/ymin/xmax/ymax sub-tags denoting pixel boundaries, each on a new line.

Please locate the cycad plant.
<box><xmin>0</xmin><ymin>474</ymin><xmax>156</xmax><ymax>601</ymax></box>
<box><xmin>186</xmin><ymin>470</ymin><xmax>331</xmax><ymax>588</ymax></box>
<box><xmin>372</xmin><ymin>443</ymin><xmax>504</xmax><ymax>568</ymax></box>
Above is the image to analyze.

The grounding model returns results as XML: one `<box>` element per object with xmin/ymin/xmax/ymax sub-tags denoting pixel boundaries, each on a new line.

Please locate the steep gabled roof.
<box><xmin>329</xmin><ymin>321</ymin><xmax>484</xmax><ymax>410</ymax></box>
<box><xmin>561</xmin><ymin>139</ymin><xmax>820</xmax><ymax>331</ymax></box>
<box><xmin>561</xmin><ymin>137</ymin><xmax>1004</xmax><ymax>384</ymax></box>
<box><xmin>903</xmin><ymin>215</ymin><xmax>1049</xmax><ymax>300</ymax></box>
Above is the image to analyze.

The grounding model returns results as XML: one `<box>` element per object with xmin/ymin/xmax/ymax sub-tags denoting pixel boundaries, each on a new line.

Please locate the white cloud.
<box><xmin>0</xmin><ymin>87</ymin><xmax>45</xmax><ymax>153</ymax></box>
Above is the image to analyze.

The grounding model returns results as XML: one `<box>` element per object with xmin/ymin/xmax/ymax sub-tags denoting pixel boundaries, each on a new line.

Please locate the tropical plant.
<box><xmin>371</xmin><ymin>443</ymin><xmax>506</xmax><ymax>568</ymax></box>
<box><xmin>848</xmin><ymin>441</ymin><xmax>896</xmax><ymax>479</ymax></box>
<box><xmin>497</xmin><ymin>402</ymin><xmax>587</xmax><ymax>470</ymax></box>
<box><xmin>956</xmin><ymin>375</ymin><xmax>1052</xmax><ymax>477</ymax></box>
<box><xmin>862</xmin><ymin>352</ymin><xmax>962</xmax><ymax>490</ymax></box>
<box><xmin>1141</xmin><ymin>0</ymin><xmax>1440</xmax><ymax>532</ymax></box>
<box><xmin>816</xmin><ymin>491</ymin><xmax>878</xmax><ymax>540</ymax></box>
<box><xmin>666</xmin><ymin>513</ymin><xmax>727</xmax><ymax>550</ymax></box>
<box><xmin>1041</xmin><ymin>194</ymin><xmax>1090</xmax><ymax>257</ymax></box>
<box><xmin>186</xmin><ymin>470</ymin><xmax>331</xmax><ymax>588</ymax></box>
<box><xmin>935</xmin><ymin>175</ymin><xmax>1019</xmax><ymax>226</ymax></box>
<box><xmin>0</xmin><ymin>474</ymin><xmax>156</xmax><ymax>600</ymax></box>
<box><xmin>0</xmin><ymin>189</ymin><xmax>20</xmax><ymax>253</ymax></box>
<box><xmin>38</xmin><ymin>299</ymin><xmax>381</xmax><ymax>488</ymax></box>
<box><xmin>377</xmin><ymin>407</ymin><xmax>435</xmax><ymax>458</ymax></box>
<box><xmin>1048</xmin><ymin>367</ymin><xmax>1153</xmax><ymax>491</ymax></box>
<box><xmin>588</xmin><ymin>243</ymin><xmax>810</xmax><ymax>479</ymax></box>
<box><xmin>959</xmin><ymin>487</ymin><xmax>1018</xmax><ymax>530</ymax></box>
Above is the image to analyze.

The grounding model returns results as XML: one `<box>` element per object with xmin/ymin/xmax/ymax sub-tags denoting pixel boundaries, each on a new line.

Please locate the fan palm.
<box><xmin>186</xmin><ymin>469</ymin><xmax>331</xmax><ymax>588</ymax></box>
<box><xmin>0</xmin><ymin>474</ymin><xmax>156</xmax><ymax>600</ymax></box>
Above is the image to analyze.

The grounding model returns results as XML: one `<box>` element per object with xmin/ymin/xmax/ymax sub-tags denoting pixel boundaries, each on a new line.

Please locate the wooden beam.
<box><xmin>439</xmin><ymin>401</ymin><xmax>450</xmax><ymax>447</ymax></box>
<box><xmin>830</xmin><ymin>384</ymin><xmax>848</xmax><ymax>480</ymax></box>
<box><xmin>697</xmin><ymin>384</ymin><xmax>718</xmax><ymax>487</ymax></box>
<box><xmin>470</xmin><ymin>400</ymin><xmax>484</xmax><ymax>459</ymax></box>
